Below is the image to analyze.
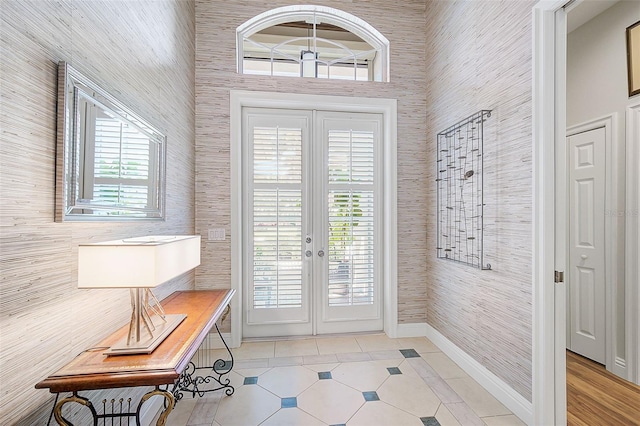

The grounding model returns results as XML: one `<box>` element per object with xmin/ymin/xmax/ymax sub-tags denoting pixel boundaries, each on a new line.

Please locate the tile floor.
<box><xmin>166</xmin><ymin>334</ymin><xmax>525</xmax><ymax>426</ymax></box>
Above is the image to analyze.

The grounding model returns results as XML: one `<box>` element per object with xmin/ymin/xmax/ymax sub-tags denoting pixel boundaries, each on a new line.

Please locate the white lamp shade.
<box><xmin>78</xmin><ymin>235</ymin><xmax>201</xmax><ymax>288</ymax></box>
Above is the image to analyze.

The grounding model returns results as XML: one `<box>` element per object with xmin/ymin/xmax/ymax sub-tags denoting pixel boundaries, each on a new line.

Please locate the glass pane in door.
<box><xmin>253</xmin><ymin>188</ymin><xmax>302</xmax><ymax>308</ymax></box>
<box><xmin>252</xmin><ymin>125</ymin><xmax>303</xmax><ymax>310</ymax></box>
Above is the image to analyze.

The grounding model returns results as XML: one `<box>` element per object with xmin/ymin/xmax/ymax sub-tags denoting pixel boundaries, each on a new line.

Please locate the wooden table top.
<box><xmin>35</xmin><ymin>289</ymin><xmax>235</xmax><ymax>393</ymax></box>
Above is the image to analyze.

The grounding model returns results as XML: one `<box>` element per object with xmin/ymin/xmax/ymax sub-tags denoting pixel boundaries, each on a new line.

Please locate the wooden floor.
<box><xmin>567</xmin><ymin>350</ymin><xmax>640</xmax><ymax>426</ymax></box>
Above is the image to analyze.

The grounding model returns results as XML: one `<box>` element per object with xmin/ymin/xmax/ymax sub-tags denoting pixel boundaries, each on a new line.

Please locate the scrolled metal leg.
<box><xmin>213</xmin><ymin>322</ymin><xmax>235</xmax><ymax>396</ymax></box>
<box><xmin>53</xmin><ymin>392</ymin><xmax>98</xmax><ymax>426</ymax></box>
<box><xmin>171</xmin><ymin>318</ymin><xmax>235</xmax><ymax>400</ymax></box>
<box><xmin>137</xmin><ymin>385</ymin><xmax>174</xmax><ymax>426</ymax></box>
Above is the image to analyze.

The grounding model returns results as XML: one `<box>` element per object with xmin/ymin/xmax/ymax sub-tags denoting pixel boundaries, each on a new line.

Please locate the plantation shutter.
<box><xmin>252</xmin><ymin>125</ymin><xmax>303</xmax><ymax>309</ymax></box>
<box><xmin>90</xmin><ymin>109</ymin><xmax>154</xmax><ymax>209</ymax></box>
<box><xmin>327</xmin><ymin>128</ymin><xmax>376</xmax><ymax>307</ymax></box>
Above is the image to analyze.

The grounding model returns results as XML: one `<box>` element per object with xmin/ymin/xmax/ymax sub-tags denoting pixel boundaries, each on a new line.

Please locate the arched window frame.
<box><xmin>236</xmin><ymin>5</ymin><xmax>390</xmax><ymax>82</ymax></box>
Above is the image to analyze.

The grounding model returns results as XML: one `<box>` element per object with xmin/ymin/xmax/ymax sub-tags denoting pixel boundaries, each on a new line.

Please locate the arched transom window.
<box><xmin>237</xmin><ymin>5</ymin><xmax>389</xmax><ymax>82</ymax></box>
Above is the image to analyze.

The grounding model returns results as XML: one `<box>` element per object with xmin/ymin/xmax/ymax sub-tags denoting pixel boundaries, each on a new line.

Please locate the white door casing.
<box><xmin>567</xmin><ymin>127</ymin><xmax>606</xmax><ymax>364</ymax></box>
<box><xmin>230</xmin><ymin>90</ymin><xmax>397</xmax><ymax>346</ymax></box>
<box><xmin>534</xmin><ymin>1</ymin><xmax>640</xmax><ymax>423</ymax></box>
<box><xmin>626</xmin><ymin>101</ymin><xmax>640</xmax><ymax>384</ymax></box>
<box><xmin>533</xmin><ymin>2</ymin><xmax>568</xmax><ymax>424</ymax></box>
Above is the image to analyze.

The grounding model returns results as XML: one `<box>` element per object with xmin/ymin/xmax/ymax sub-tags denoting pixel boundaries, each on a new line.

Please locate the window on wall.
<box><xmin>79</xmin><ymin>100</ymin><xmax>158</xmax><ymax>214</ymax></box>
<box><xmin>237</xmin><ymin>5</ymin><xmax>390</xmax><ymax>82</ymax></box>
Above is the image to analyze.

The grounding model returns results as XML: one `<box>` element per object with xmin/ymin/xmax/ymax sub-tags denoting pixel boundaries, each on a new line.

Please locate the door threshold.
<box><xmin>241</xmin><ymin>330</ymin><xmax>385</xmax><ymax>343</ymax></box>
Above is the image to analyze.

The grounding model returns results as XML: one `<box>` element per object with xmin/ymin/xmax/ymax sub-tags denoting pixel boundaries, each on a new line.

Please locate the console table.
<box><xmin>35</xmin><ymin>289</ymin><xmax>235</xmax><ymax>426</ymax></box>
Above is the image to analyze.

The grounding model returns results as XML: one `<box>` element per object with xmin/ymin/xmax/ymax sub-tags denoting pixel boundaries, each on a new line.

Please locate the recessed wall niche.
<box><xmin>436</xmin><ymin>110</ymin><xmax>492</xmax><ymax>270</ymax></box>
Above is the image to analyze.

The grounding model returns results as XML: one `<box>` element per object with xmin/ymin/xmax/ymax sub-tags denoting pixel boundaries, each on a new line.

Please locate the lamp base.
<box><xmin>104</xmin><ymin>314</ymin><xmax>186</xmax><ymax>356</ymax></box>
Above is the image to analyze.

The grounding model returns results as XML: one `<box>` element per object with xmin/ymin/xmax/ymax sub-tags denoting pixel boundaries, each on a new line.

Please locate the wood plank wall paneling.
<box><xmin>0</xmin><ymin>1</ymin><xmax>196</xmax><ymax>424</ymax></box>
<box><xmin>194</xmin><ymin>0</ymin><xmax>430</xmax><ymax>328</ymax></box>
<box><xmin>424</xmin><ymin>1</ymin><xmax>536</xmax><ymax>401</ymax></box>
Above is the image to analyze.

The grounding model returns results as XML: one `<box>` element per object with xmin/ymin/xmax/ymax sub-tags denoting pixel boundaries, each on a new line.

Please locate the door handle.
<box><xmin>318</xmin><ymin>249</ymin><xmax>325</xmax><ymax>257</ymax></box>
<box><xmin>581</xmin><ymin>254</ymin><xmax>587</xmax><ymax>260</ymax></box>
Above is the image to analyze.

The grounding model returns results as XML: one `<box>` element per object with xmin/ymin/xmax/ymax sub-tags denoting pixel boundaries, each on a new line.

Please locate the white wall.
<box><xmin>568</xmin><ymin>1</ymin><xmax>639</xmax><ymax>125</ymax></box>
<box><xmin>567</xmin><ymin>0</ymin><xmax>640</xmax><ymax>378</ymax></box>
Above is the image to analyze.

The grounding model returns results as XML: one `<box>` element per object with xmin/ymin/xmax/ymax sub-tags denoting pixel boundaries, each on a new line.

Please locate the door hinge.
<box><xmin>554</xmin><ymin>270</ymin><xmax>564</xmax><ymax>283</ymax></box>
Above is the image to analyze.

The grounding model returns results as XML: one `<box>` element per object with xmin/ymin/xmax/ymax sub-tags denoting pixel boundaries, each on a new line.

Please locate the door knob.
<box><xmin>581</xmin><ymin>254</ymin><xmax>587</xmax><ymax>260</ymax></box>
<box><xmin>305</xmin><ymin>250</ymin><xmax>312</xmax><ymax>258</ymax></box>
<box><xmin>318</xmin><ymin>249</ymin><xmax>325</xmax><ymax>257</ymax></box>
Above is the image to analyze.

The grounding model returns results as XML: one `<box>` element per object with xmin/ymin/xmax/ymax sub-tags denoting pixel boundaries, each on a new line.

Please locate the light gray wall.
<box><xmin>0</xmin><ymin>1</ymin><xmax>542</xmax><ymax>422</ymax></box>
<box><xmin>424</xmin><ymin>0</ymin><xmax>535</xmax><ymax>401</ymax></box>
<box><xmin>567</xmin><ymin>0</ymin><xmax>640</xmax><ymax>374</ymax></box>
<box><xmin>568</xmin><ymin>1</ymin><xmax>640</xmax><ymax>126</ymax></box>
<box><xmin>196</xmin><ymin>0</ymin><xmax>535</xmax><ymax>403</ymax></box>
<box><xmin>194</xmin><ymin>0</ymin><xmax>430</xmax><ymax>324</ymax></box>
<box><xmin>0</xmin><ymin>1</ymin><xmax>196</xmax><ymax>424</ymax></box>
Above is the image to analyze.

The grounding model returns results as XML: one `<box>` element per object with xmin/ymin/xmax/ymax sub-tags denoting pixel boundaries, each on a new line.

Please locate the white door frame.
<box><xmin>626</xmin><ymin>100</ymin><xmax>640</xmax><ymax>385</ymax></box>
<box><xmin>532</xmin><ymin>2</ymin><xmax>568</xmax><ymax>424</ymax></box>
<box><xmin>534</xmin><ymin>1</ymin><xmax>640</xmax><ymax>423</ymax></box>
<box><xmin>229</xmin><ymin>90</ymin><xmax>398</xmax><ymax>347</ymax></box>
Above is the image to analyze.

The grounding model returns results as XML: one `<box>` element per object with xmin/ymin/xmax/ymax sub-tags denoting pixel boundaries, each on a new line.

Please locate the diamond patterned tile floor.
<box><xmin>165</xmin><ymin>335</ymin><xmax>525</xmax><ymax>426</ymax></box>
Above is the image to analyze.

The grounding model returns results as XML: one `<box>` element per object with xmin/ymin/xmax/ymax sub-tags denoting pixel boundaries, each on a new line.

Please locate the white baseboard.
<box><xmin>396</xmin><ymin>322</ymin><xmax>429</xmax><ymax>338</ymax></box>
<box><xmin>610</xmin><ymin>356</ymin><xmax>627</xmax><ymax>381</ymax></box>
<box><xmin>423</xmin><ymin>323</ymin><xmax>533</xmax><ymax>425</ymax></box>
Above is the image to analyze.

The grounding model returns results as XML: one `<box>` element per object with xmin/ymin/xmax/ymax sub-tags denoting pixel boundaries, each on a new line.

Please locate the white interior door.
<box><xmin>567</xmin><ymin>127</ymin><xmax>606</xmax><ymax>364</ymax></box>
<box><xmin>242</xmin><ymin>107</ymin><xmax>383</xmax><ymax>338</ymax></box>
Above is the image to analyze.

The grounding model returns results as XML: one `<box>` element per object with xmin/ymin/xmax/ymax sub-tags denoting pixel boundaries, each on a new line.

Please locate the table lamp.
<box><xmin>78</xmin><ymin>235</ymin><xmax>201</xmax><ymax>355</ymax></box>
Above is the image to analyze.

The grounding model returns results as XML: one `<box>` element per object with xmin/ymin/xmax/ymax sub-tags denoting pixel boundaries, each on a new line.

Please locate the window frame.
<box><xmin>236</xmin><ymin>5</ymin><xmax>390</xmax><ymax>82</ymax></box>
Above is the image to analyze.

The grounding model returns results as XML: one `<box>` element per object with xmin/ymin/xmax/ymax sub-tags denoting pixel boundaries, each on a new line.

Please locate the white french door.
<box><xmin>242</xmin><ymin>107</ymin><xmax>383</xmax><ymax>338</ymax></box>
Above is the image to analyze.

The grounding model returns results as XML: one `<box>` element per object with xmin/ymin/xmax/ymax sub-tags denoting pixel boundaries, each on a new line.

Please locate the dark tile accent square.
<box><xmin>387</xmin><ymin>367</ymin><xmax>402</xmax><ymax>375</ymax></box>
<box><xmin>400</xmin><ymin>348</ymin><xmax>420</xmax><ymax>358</ymax></box>
<box><xmin>362</xmin><ymin>391</ymin><xmax>380</xmax><ymax>402</ymax></box>
<box><xmin>243</xmin><ymin>376</ymin><xmax>258</xmax><ymax>385</ymax></box>
<box><xmin>420</xmin><ymin>417</ymin><xmax>441</xmax><ymax>426</ymax></box>
<box><xmin>281</xmin><ymin>397</ymin><xmax>297</xmax><ymax>408</ymax></box>
<box><xmin>318</xmin><ymin>371</ymin><xmax>332</xmax><ymax>380</ymax></box>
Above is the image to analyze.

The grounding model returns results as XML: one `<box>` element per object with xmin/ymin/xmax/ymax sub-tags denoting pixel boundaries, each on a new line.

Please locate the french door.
<box><xmin>242</xmin><ymin>107</ymin><xmax>383</xmax><ymax>337</ymax></box>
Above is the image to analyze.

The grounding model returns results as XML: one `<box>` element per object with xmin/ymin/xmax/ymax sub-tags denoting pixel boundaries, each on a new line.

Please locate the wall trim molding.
<box><xmin>532</xmin><ymin>2</ymin><xmax>570</xmax><ymax>424</ymax></box>
<box><xmin>235</xmin><ymin>5</ymin><xmax>390</xmax><ymax>81</ymax></box>
<box><xmin>424</xmin><ymin>324</ymin><xmax>533</xmax><ymax>425</ymax></box>
<box><xmin>230</xmin><ymin>90</ymin><xmax>398</xmax><ymax>345</ymax></box>
<box><xmin>395</xmin><ymin>322</ymin><xmax>428</xmax><ymax>338</ymax></box>
<box><xmin>626</xmin><ymin>100</ymin><xmax>640</xmax><ymax>384</ymax></box>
